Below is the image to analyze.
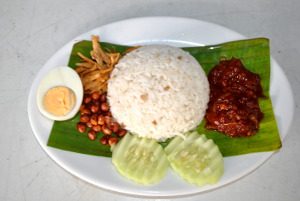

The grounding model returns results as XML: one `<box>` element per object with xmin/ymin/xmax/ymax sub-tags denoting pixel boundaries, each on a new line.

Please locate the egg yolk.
<box><xmin>43</xmin><ymin>86</ymin><xmax>76</xmax><ymax>116</ymax></box>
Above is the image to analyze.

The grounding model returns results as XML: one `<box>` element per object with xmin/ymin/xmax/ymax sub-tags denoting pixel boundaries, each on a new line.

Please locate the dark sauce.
<box><xmin>205</xmin><ymin>58</ymin><xmax>264</xmax><ymax>137</ymax></box>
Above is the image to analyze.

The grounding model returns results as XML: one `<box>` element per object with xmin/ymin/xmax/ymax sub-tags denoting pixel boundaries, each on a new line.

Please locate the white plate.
<box><xmin>27</xmin><ymin>17</ymin><xmax>294</xmax><ymax>197</ymax></box>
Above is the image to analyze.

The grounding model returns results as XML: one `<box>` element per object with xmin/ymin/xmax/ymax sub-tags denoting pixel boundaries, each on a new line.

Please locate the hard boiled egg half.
<box><xmin>36</xmin><ymin>66</ymin><xmax>83</xmax><ymax>121</ymax></box>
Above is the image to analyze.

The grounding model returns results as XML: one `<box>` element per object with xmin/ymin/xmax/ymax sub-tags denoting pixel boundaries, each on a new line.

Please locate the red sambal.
<box><xmin>205</xmin><ymin>58</ymin><xmax>264</xmax><ymax>137</ymax></box>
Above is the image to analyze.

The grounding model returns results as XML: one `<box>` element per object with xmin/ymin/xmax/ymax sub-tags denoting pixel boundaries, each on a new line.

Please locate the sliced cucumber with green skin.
<box><xmin>112</xmin><ymin>133</ymin><xmax>169</xmax><ymax>185</ymax></box>
<box><xmin>165</xmin><ymin>131</ymin><xmax>224</xmax><ymax>186</ymax></box>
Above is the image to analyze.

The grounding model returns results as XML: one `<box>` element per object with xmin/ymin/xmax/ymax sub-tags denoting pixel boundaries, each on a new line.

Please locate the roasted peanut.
<box><xmin>100</xmin><ymin>94</ymin><xmax>106</xmax><ymax>102</ymax></box>
<box><xmin>97</xmin><ymin>115</ymin><xmax>105</xmax><ymax>125</ymax></box>
<box><xmin>76</xmin><ymin>123</ymin><xmax>86</xmax><ymax>133</ymax></box>
<box><xmin>108</xmin><ymin>137</ymin><xmax>118</xmax><ymax>146</ymax></box>
<box><xmin>102</xmin><ymin>126</ymin><xmax>112</xmax><ymax>135</ymax></box>
<box><xmin>104</xmin><ymin>116</ymin><xmax>112</xmax><ymax>125</ymax></box>
<box><xmin>117</xmin><ymin>129</ymin><xmax>127</xmax><ymax>137</ymax></box>
<box><xmin>92</xmin><ymin>125</ymin><xmax>101</xmax><ymax>132</ymax></box>
<box><xmin>100</xmin><ymin>102</ymin><xmax>109</xmax><ymax>112</ymax></box>
<box><xmin>87</xmin><ymin>130</ymin><xmax>97</xmax><ymax>140</ymax></box>
<box><xmin>91</xmin><ymin>91</ymin><xmax>100</xmax><ymax>100</ymax></box>
<box><xmin>90</xmin><ymin>114</ymin><xmax>98</xmax><ymax>126</ymax></box>
<box><xmin>80</xmin><ymin>115</ymin><xmax>90</xmax><ymax>123</ymax></box>
<box><xmin>110</xmin><ymin>122</ymin><xmax>119</xmax><ymax>133</ymax></box>
<box><xmin>100</xmin><ymin>136</ymin><xmax>108</xmax><ymax>145</ymax></box>
<box><xmin>90</xmin><ymin>105</ymin><xmax>99</xmax><ymax>113</ymax></box>
<box><xmin>79</xmin><ymin>105</ymin><xmax>85</xmax><ymax>112</ymax></box>
<box><xmin>84</xmin><ymin>96</ymin><xmax>92</xmax><ymax>104</ymax></box>
<box><xmin>81</xmin><ymin>108</ymin><xmax>91</xmax><ymax>115</ymax></box>
<box><xmin>86</xmin><ymin>122</ymin><xmax>93</xmax><ymax>128</ymax></box>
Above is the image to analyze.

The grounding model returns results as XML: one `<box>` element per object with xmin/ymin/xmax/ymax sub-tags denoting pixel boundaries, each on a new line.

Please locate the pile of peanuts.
<box><xmin>76</xmin><ymin>91</ymin><xmax>127</xmax><ymax>146</ymax></box>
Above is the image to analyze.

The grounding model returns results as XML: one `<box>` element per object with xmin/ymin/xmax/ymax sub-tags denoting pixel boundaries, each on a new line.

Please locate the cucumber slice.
<box><xmin>165</xmin><ymin>131</ymin><xmax>224</xmax><ymax>186</ymax></box>
<box><xmin>112</xmin><ymin>133</ymin><xmax>169</xmax><ymax>185</ymax></box>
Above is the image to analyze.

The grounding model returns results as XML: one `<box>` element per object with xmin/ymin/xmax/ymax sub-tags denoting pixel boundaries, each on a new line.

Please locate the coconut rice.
<box><xmin>107</xmin><ymin>45</ymin><xmax>209</xmax><ymax>140</ymax></box>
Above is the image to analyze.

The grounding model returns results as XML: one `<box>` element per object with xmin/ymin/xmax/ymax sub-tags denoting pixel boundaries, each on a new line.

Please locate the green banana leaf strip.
<box><xmin>47</xmin><ymin>38</ymin><xmax>281</xmax><ymax>157</ymax></box>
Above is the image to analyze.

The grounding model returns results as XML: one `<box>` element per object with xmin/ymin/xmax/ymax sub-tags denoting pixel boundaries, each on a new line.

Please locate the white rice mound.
<box><xmin>107</xmin><ymin>45</ymin><xmax>209</xmax><ymax>140</ymax></box>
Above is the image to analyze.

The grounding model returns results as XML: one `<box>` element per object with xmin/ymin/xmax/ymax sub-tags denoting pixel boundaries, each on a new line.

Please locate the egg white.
<box><xmin>36</xmin><ymin>66</ymin><xmax>83</xmax><ymax>121</ymax></box>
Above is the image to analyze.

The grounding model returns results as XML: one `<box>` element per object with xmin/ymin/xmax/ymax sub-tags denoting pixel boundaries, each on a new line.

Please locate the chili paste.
<box><xmin>205</xmin><ymin>58</ymin><xmax>264</xmax><ymax>137</ymax></box>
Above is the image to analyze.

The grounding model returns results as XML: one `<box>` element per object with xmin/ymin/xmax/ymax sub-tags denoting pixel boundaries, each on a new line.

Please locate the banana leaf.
<box><xmin>47</xmin><ymin>38</ymin><xmax>281</xmax><ymax>157</ymax></box>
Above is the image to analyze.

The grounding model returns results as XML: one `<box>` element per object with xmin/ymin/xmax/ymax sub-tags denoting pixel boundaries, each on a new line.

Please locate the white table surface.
<box><xmin>1</xmin><ymin>0</ymin><xmax>299</xmax><ymax>200</ymax></box>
